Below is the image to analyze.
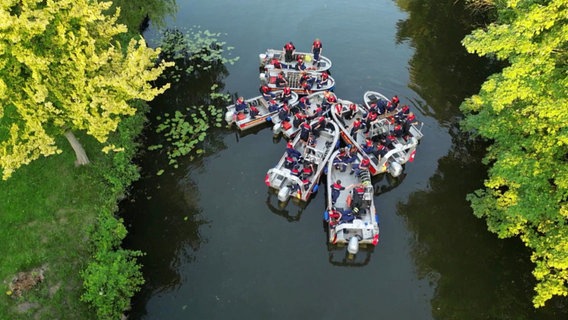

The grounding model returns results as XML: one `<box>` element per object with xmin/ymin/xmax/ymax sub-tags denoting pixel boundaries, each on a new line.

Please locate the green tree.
<box><xmin>0</xmin><ymin>0</ymin><xmax>172</xmax><ymax>180</ymax></box>
<box><xmin>460</xmin><ymin>0</ymin><xmax>568</xmax><ymax>307</ymax></box>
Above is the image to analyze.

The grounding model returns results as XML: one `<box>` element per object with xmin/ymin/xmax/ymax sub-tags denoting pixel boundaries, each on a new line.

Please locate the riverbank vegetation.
<box><xmin>461</xmin><ymin>0</ymin><xmax>568</xmax><ymax>307</ymax></box>
<box><xmin>0</xmin><ymin>0</ymin><xmax>173</xmax><ymax>319</ymax></box>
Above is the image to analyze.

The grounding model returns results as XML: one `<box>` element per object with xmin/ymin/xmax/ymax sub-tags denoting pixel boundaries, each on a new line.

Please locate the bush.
<box><xmin>81</xmin><ymin>213</ymin><xmax>144</xmax><ymax>320</ymax></box>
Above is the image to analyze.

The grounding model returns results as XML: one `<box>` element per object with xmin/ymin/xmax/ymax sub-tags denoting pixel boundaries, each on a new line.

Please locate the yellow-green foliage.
<box><xmin>461</xmin><ymin>0</ymin><xmax>568</xmax><ymax>308</ymax></box>
<box><xmin>0</xmin><ymin>0</ymin><xmax>172</xmax><ymax>179</ymax></box>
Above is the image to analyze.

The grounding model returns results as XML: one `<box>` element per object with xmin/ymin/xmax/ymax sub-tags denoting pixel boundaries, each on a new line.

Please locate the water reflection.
<box><xmin>121</xmin><ymin>168</ymin><xmax>208</xmax><ymax>308</ymax></box>
<box><xmin>327</xmin><ymin>245</ymin><xmax>374</xmax><ymax>267</ymax></box>
<box><xmin>398</xmin><ymin>127</ymin><xmax>568</xmax><ymax>319</ymax></box>
<box><xmin>393</xmin><ymin>0</ymin><xmax>568</xmax><ymax>317</ymax></box>
<box><xmin>264</xmin><ymin>191</ymin><xmax>306</xmax><ymax>222</ymax></box>
<box><xmin>373</xmin><ymin>172</ymin><xmax>407</xmax><ymax>196</ymax></box>
<box><xmin>396</xmin><ymin>0</ymin><xmax>502</xmax><ymax>123</ymax></box>
<box><xmin>123</xmin><ymin>28</ymin><xmax>237</xmax><ymax>317</ymax></box>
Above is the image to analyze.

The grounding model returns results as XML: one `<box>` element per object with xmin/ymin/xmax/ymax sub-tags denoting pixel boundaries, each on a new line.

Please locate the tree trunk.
<box><xmin>64</xmin><ymin>131</ymin><xmax>90</xmax><ymax>166</ymax></box>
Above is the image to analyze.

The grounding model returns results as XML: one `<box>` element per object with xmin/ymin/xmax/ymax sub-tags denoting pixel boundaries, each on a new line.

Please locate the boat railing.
<box><xmin>410</xmin><ymin>122</ymin><xmax>424</xmax><ymax>140</ymax></box>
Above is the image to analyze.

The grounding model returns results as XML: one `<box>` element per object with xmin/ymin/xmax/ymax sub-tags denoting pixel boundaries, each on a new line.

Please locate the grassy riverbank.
<box><xmin>0</xmin><ymin>108</ymin><xmax>146</xmax><ymax>319</ymax></box>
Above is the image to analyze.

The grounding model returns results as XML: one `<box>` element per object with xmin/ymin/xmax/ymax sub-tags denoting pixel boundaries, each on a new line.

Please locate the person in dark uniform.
<box><xmin>316</xmin><ymin>72</ymin><xmax>329</xmax><ymax>89</ymax></box>
<box><xmin>234</xmin><ymin>97</ymin><xmax>247</xmax><ymax>114</ymax></box>
<box><xmin>283</xmin><ymin>42</ymin><xmax>296</xmax><ymax>62</ymax></box>
<box><xmin>285</xmin><ymin>142</ymin><xmax>302</xmax><ymax>160</ymax></box>
<box><xmin>331</xmin><ymin>179</ymin><xmax>345</xmax><ymax>205</ymax></box>
<box><xmin>268</xmin><ymin>99</ymin><xmax>279</xmax><ymax>112</ymax></box>
<box><xmin>351</xmin><ymin>157</ymin><xmax>370</xmax><ymax>176</ymax></box>
<box><xmin>275</xmin><ymin>72</ymin><xmax>288</xmax><ymax>88</ymax></box>
<box><xmin>249</xmin><ymin>105</ymin><xmax>260</xmax><ymax>119</ymax></box>
<box><xmin>350</xmin><ymin>183</ymin><xmax>366</xmax><ymax>210</ymax></box>
<box><xmin>259</xmin><ymin>84</ymin><xmax>274</xmax><ymax>101</ymax></box>
<box><xmin>312</xmin><ymin>38</ymin><xmax>323</xmax><ymax>64</ymax></box>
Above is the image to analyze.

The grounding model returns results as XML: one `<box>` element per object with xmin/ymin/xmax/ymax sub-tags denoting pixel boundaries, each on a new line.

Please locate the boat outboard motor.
<box><xmin>224</xmin><ymin>110</ymin><xmax>234</xmax><ymax>124</ymax></box>
<box><xmin>272</xmin><ymin>123</ymin><xmax>282</xmax><ymax>135</ymax></box>
<box><xmin>347</xmin><ymin>236</ymin><xmax>360</xmax><ymax>255</ymax></box>
<box><xmin>259</xmin><ymin>73</ymin><xmax>267</xmax><ymax>85</ymax></box>
<box><xmin>277</xmin><ymin>185</ymin><xmax>291</xmax><ymax>202</ymax></box>
<box><xmin>389</xmin><ymin>161</ymin><xmax>403</xmax><ymax>178</ymax></box>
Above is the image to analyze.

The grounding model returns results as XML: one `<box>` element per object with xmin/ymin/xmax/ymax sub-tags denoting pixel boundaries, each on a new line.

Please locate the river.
<box><xmin>121</xmin><ymin>0</ymin><xmax>568</xmax><ymax>319</ymax></box>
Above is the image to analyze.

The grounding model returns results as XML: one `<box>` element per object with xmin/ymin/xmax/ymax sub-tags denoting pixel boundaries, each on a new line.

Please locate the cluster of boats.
<box><xmin>224</xmin><ymin>46</ymin><xmax>424</xmax><ymax>257</ymax></box>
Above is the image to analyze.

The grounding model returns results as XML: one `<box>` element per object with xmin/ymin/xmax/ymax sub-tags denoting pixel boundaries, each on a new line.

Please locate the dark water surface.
<box><xmin>122</xmin><ymin>0</ymin><xmax>567</xmax><ymax>319</ymax></box>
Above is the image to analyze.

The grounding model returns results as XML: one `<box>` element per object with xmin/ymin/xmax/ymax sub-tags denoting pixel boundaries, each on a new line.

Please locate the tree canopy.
<box><xmin>460</xmin><ymin>0</ymin><xmax>568</xmax><ymax>307</ymax></box>
<box><xmin>0</xmin><ymin>0</ymin><xmax>171</xmax><ymax>179</ymax></box>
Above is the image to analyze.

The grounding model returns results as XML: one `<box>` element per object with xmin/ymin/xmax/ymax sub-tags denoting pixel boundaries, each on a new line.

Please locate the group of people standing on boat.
<box><xmin>335</xmin><ymin>95</ymin><xmax>419</xmax><ymax>161</ymax></box>
<box><xmin>283</xmin><ymin>140</ymin><xmax>316</xmax><ymax>194</ymax></box>
<box><xmin>268</xmin><ymin>39</ymin><xmax>329</xmax><ymax>94</ymax></box>
<box><xmin>282</xmin><ymin>38</ymin><xmax>323</xmax><ymax>65</ymax></box>
<box><xmin>274</xmin><ymin>90</ymin><xmax>337</xmax><ymax>134</ymax></box>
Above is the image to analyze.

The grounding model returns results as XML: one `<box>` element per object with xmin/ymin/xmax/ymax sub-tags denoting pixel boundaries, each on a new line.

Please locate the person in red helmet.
<box><xmin>312</xmin><ymin>38</ymin><xmax>323</xmax><ymax>64</ymax></box>
<box><xmin>275</xmin><ymin>72</ymin><xmax>288</xmax><ymax>88</ymax></box>
<box><xmin>295</xmin><ymin>57</ymin><xmax>307</xmax><ymax>71</ymax></box>
<box><xmin>259</xmin><ymin>84</ymin><xmax>274</xmax><ymax>101</ymax></box>
<box><xmin>316</xmin><ymin>72</ymin><xmax>329</xmax><ymax>89</ymax></box>
<box><xmin>270</xmin><ymin>57</ymin><xmax>287</xmax><ymax>70</ymax></box>
<box><xmin>351</xmin><ymin>157</ymin><xmax>371</xmax><ymax>176</ymax></box>
<box><xmin>283</xmin><ymin>41</ymin><xmax>296</xmax><ymax>62</ymax></box>
<box><xmin>331</xmin><ymin>180</ymin><xmax>345</xmax><ymax>205</ymax></box>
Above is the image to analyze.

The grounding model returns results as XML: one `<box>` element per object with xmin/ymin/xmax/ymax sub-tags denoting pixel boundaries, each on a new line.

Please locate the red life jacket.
<box><xmin>402</xmin><ymin>105</ymin><xmax>410</xmax><ymax>114</ymax></box>
<box><xmin>335</xmin><ymin>104</ymin><xmax>342</xmax><ymax>114</ymax></box>
<box><xmin>355</xmin><ymin>186</ymin><xmax>365</xmax><ymax>195</ymax></box>
<box><xmin>349</xmin><ymin>104</ymin><xmax>357</xmax><ymax>111</ymax></box>
<box><xmin>283</xmin><ymin>87</ymin><xmax>291</xmax><ymax>95</ymax></box>
<box><xmin>392</xmin><ymin>96</ymin><xmax>400</xmax><ymax>105</ymax></box>
<box><xmin>302</xmin><ymin>167</ymin><xmax>312</xmax><ymax>175</ymax></box>
<box><xmin>322</xmin><ymin>73</ymin><xmax>328</xmax><ymax>79</ymax></box>
<box><xmin>261</xmin><ymin>85</ymin><xmax>270</xmax><ymax>93</ymax></box>
<box><xmin>285</xmin><ymin>43</ymin><xmax>294</xmax><ymax>51</ymax></box>
<box><xmin>407</xmin><ymin>114</ymin><xmax>416</xmax><ymax>122</ymax></box>
<box><xmin>329</xmin><ymin>210</ymin><xmax>341</xmax><ymax>219</ymax></box>
<box><xmin>366</xmin><ymin>139</ymin><xmax>373</xmax><ymax>147</ymax></box>
<box><xmin>353</xmin><ymin>120</ymin><xmax>361</xmax><ymax>128</ymax></box>
<box><xmin>291</xmin><ymin>167</ymin><xmax>300</xmax><ymax>176</ymax></box>
<box><xmin>327</xmin><ymin>95</ymin><xmax>337</xmax><ymax>103</ymax></box>
<box><xmin>369</xmin><ymin>112</ymin><xmax>378</xmax><ymax>121</ymax></box>
<box><xmin>332</xmin><ymin>183</ymin><xmax>343</xmax><ymax>191</ymax></box>
<box><xmin>361</xmin><ymin>158</ymin><xmax>370</xmax><ymax>167</ymax></box>
<box><xmin>313</xmin><ymin>40</ymin><xmax>322</xmax><ymax>49</ymax></box>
